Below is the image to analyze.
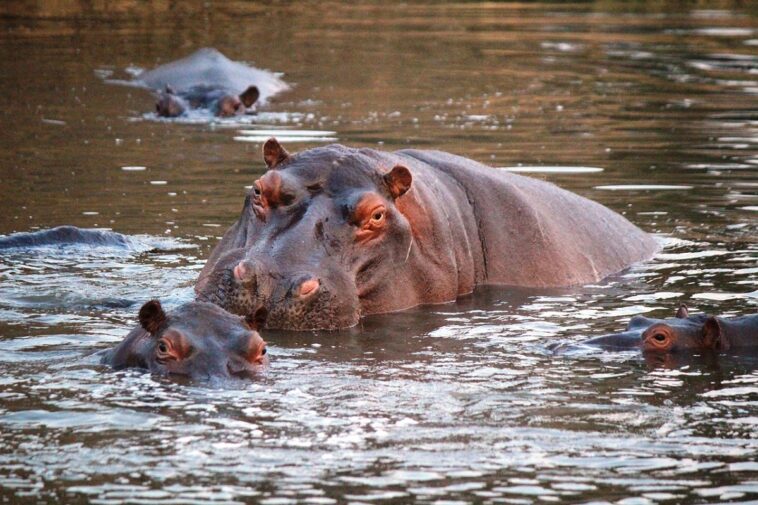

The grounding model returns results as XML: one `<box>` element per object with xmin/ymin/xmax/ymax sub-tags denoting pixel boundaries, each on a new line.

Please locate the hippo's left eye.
<box><xmin>370</xmin><ymin>208</ymin><xmax>385</xmax><ymax>223</ymax></box>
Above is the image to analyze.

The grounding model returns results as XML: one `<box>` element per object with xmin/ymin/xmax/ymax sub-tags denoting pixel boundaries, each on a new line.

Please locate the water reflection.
<box><xmin>0</xmin><ymin>1</ymin><xmax>757</xmax><ymax>504</ymax></box>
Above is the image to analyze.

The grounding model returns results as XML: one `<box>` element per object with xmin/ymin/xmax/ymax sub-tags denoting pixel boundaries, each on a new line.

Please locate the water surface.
<box><xmin>0</xmin><ymin>2</ymin><xmax>757</xmax><ymax>504</ymax></box>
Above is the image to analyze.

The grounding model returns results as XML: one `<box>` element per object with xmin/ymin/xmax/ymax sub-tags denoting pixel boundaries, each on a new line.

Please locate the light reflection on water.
<box><xmin>0</xmin><ymin>1</ymin><xmax>757</xmax><ymax>504</ymax></box>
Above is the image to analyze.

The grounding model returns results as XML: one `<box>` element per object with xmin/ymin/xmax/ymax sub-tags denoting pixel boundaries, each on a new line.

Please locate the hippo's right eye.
<box><xmin>643</xmin><ymin>325</ymin><xmax>674</xmax><ymax>352</ymax></box>
<box><xmin>158</xmin><ymin>342</ymin><xmax>168</xmax><ymax>353</ymax></box>
<box><xmin>253</xmin><ymin>187</ymin><xmax>261</xmax><ymax>196</ymax></box>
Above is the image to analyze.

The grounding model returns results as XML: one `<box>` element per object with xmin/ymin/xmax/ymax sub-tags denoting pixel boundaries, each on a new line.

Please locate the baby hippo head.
<box><xmin>216</xmin><ymin>85</ymin><xmax>260</xmax><ymax>117</ymax></box>
<box><xmin>155</xmin><ymin>85</ymin><xmax>187</xmax><ymax>117</ymax></box>
<box><xmin>133</xmin><ymin>300</ymin><xmax>268</xmax><ymax>379</ymax></box>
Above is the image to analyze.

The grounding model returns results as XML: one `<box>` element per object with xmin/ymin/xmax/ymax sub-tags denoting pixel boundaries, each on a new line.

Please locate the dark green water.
<box><xmin>0</xmin><ymin>2</ymin><xmax>756</xmax><ymax>504</ymax></box>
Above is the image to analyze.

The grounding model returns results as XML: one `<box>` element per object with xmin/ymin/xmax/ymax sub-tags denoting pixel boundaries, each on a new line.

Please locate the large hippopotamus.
<box><xmin>101</xmin><ymin>300</ymin><xmax>268</xmax><ymax>379</ymax></box>
<box><xmin>558</xmin><ymin>305</ymin><xmax>758</xmax><ymax>353</ymax></box>
<box><xmin>195</xmin><ymin>139</ymin><xmax>659</xmax><ymax>330</ymax></box>
<box><xmin>133</xmin><ymin>48</ymin><xmax>288</xmax><ymax>118</ymax></box>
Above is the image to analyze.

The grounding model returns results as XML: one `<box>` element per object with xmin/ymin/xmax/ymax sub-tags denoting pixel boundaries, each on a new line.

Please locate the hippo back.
<box><xmin>397</xmin><ymin>149</ymin><xmax>658</xmax><ymax>287</ymax></box>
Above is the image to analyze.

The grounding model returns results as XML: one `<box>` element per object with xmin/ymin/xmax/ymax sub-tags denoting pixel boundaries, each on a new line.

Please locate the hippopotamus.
<box><xmin>561</xmin><ymin>305</ymin><xmax>758</xmax><ymax>353</ymax></box>
<box><xmin>0</xmin><ymin>226</ymin><xmax>137</xmax><ymax>250</ymax></box>
<box><xmin>194</xmin><ymin>139</ymin><xmax>658</xmax><ymax>330</ymax></box>
<box><xmin>155</xmin><ymin>84</ymin><xmax>260</xmax><ymax>118</ymax></box>
<box><xmin>133</xmin><ymin>48</ymin><xmax>288</xmax><ymax>118</ymax></box>
<box><xmin>101</xmin><ymin>300</ymin><xmax>268</xmax><ymax>379</ymax></box>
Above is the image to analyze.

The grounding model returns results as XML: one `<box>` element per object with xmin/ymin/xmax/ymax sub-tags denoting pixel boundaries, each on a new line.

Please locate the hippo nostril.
<box><xmin>233</xmin><ymin>262</ymin><xmax>248</xmax><ymax>281</ymax></box>
<box><xmin>298</xmin><ymin>278</ymin><xmax>320</xmax><ymax>298</ymax></box>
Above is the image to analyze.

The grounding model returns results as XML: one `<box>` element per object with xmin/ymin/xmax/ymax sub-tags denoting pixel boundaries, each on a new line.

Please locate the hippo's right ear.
<box><xmin>702</xmin><ymin>316</ymin><xmax>728</xmax><ymax>351</ymax></box>
<box><xmin>165</xmin><ymin>84</ymin><xmax>176</xmax><ymax>95</ymax></box>
<box><xmin>245</xmin><ymin>307</ymin><xmax>268</xmax><ymax>330</ymax></box>
<box><xmin>239</xmin><ymin>85</ymin><xmax>260</xmax><ymax>108</ymax></box>
<box><xmin>263</xmin><ymin>138</ymin><xmax>290</xmax><ymax>169</ymax></box>
<box><xmin>675</xmin><ymin>304</ymin><xmax>689</xmax><ymax>319</ymax></box>
<box><xmin>139</xmin><ymin>300</ymin><xmax>167</xmax><ymax>335</ymax></box>
<box><xmin>384</xmin><ymin>165</ymin><xmax>412</xmax><ymax>199</ymax></box>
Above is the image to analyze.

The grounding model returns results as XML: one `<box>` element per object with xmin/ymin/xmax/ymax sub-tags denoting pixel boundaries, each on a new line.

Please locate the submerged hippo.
<box><xmin>195</xmin><ymin>139</ymin><xmax>658</xmax><ymax>330</ymax></box>
<box><xmin>133</xmin><ymin>48</ymin><xmax>288</xmax><ymax>118</ymax></box>
<box><xmin>563</xmin><ymin>305</ymin><xmax>758</xmax><ymax>353</ymax></box>
<box><xmin>0</xmin><ymin>226</ymin><xmax>137</xmax><ymax>249</ymax></box>
<box><xmin>102</xmin><ymin>300</ymin><xmax>268</xmax><ymax>379</ymax></box>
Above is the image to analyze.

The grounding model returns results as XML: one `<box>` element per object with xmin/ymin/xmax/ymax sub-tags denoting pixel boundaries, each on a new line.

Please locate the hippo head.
<box><xmin>196</xmin><ymin>139</ymin><xmax>418</xmax><ymax>330</ymax></box>
<box><xmin>155</xmin><ymin>85</ymin><xmax>187</xmax><ymax>117</ymax></box>
<box><xmin>106</xmin><ymin>300</ymin><xmax>268</xmax><ymax>379</ymax></box>
<box><xmin>581</xmin><ymin>304</ymin><xmax>728</xmax><ymax>353</ymax></box>
<box><xmin>216</xmin><ymin>85</ymin><xmax>260</xmax><ymax>117</ymax></box>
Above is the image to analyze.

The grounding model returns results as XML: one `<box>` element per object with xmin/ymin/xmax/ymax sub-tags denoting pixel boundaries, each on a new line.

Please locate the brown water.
<box><xmin>1</xmin><ymin>2</ymin><xmax>757</xmax><ymax>504</ymax></box>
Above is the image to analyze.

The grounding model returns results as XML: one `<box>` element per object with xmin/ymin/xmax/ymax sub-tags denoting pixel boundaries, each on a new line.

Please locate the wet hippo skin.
<box><xmin>195</xmin><ymin>139</ymin><xmax>659</xmax><ymax>330</ymax></box>
<box><xmin>101</xmin><ymin>300</ymin><xmax>268</xmax><ymax>379</ymax></box>
<box><xmin>558</xmin><ymin>304</ymin><xmax>758</xmax><ymax>353</ymax></box>
<box><xmin>134</xmin><ymin>48</ymin><xmax>288</xmax><ymax>118</ymax></box>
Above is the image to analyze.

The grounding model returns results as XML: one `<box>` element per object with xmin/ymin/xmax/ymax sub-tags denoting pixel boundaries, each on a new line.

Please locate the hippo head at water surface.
<box><xmin>155</xmin><ymin>84</ymin><xmax>260</xmax><ymax>118</ymax></box>
<box><xmin>195</xmin><ymin>138</ymin><xmax>658</xmax><ymax>330</ymax></box>
<box><xmin>102</xmin><ymin>300</ymin><xmax>268</xmax><ymax>379</ymax></box>
<box><xmin>564</xmin><ymin>304</ymin><xmax>758</xmax><ymax>354</ymax></box>
<box><xmin>196</xmin><ymin>140</ymin><xmax>415</xmax><ymax>330</ymax></box>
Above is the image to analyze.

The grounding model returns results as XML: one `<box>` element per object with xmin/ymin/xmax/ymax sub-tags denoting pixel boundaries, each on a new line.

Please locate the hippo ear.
<box><xmin>139</xmin><ymin>300</ymin><xmax>167</xmax><ymax>335</ymax></box>
<box><xmin>165</xmin><ymin>84</ymin><xmax>175</xmax><ymax>95</ymax></box>
<box><xmin>239</xmin><ymin>85</ymin><xmax>260</xmax><ymax>108</ymax></box>
<box><xmin>383</xmin><ymin>165</ymin><xmax>412</xmax><ymax>199</ymax></box>
<box><xmin>702</xmin><ymin>316</ymin><xmax>727</xmax><ymax>351</ymax></box>
<box><xmin>245</xmin><ymin>307</ymin><xmax>268</xmax><ymax>330</ymax></box>
<box><xmin>675</xmin><ymin>304</ymin><xmax>689</xmax><ymax>319</ymax></box>
<box><xmin>263</xmin><ymin>138</ymin><xmax>290</xmax><ymax>169</ymax></box>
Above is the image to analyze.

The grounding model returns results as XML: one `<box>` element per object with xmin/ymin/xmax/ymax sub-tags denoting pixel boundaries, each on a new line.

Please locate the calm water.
<box><xmin>1</xmin><ymin>2</ymin><xmax>757</xmax><ymax>504</ymax></box>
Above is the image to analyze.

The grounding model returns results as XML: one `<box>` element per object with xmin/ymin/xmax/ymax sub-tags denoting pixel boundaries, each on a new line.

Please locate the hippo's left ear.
<box><xmin>263</xmin><ymin>138</ymin><xmax>290</xmax><ymax>169</ymax></box>
<box><xmin>139</xmin><ymin>300</ymin><xmax>167</xmax><ymax>335</ymax></box>
<box><xmin>702</xmin><ymin>316</ymin><xmax>728</xmax><ymax>351</ymax></box>
<box><xmin>383</xmin><ymin>165</ymin><xmax>412</xmax><ymax>199</ymax></box>
<box><xmin>239</xmin><ymin>85</ymin><xmax>260</xmax><ymax>108</ymax></box>
<box><xmin>675</xmin><ymin>304</ymin><xmax>689</xmax><ymax>319</ymax></box>
<box><xmin>245</xmin><ymin>307</ymin><xmax>268</xmax><ymax>330</ymax></box>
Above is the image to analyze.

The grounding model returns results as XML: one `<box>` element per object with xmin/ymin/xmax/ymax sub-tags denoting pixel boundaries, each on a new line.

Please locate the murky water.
<box><xmin>1</xmin><ymin>2</ymin><xmax>757</xmax><ymax>503</ymax></box>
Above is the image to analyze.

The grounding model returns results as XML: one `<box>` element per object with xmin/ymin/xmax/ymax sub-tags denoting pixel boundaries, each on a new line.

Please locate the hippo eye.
<box><xmin>253</xmin><ymin>187</ymin><xmax>261</xmax><ymax>196</ymax></box>
<box><xmin>653</xmin><ymin>333</ymin><xmax>667</xmax><ymax>342</ymax></box>
<box><xmin>261</xmin><ymin>348</ymin><xmax>267</xmax><ymax>356</ymax></box>
<box><xmin>158</xmin><ymin>342</ymin><xmax>168</xmax><ymax>353</ymax></box>
<box><xmin>371</xmin><ymin>210</ymin><xmax>385</xmax><ymax>222</ymax></box>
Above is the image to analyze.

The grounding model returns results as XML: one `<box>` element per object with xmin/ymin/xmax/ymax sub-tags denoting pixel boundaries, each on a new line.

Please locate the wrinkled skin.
<box><xmin>558</xmin><ymin>304</ymin><xmax>758</xmax><ymax>353</ymax></box>
<box><xmin>195</xmin><ymin>139</ymin><xmax>658</xmax><ymax>330</ymax></box>
<box><xmin>101</xmin><ymin>300</ymin><xmax>268</xmax><ymax>380</ymax></box>
<box><xmin>155</xmin><ymin>84</ymin><xmax>260</xmax><ymax>118</ymax></box>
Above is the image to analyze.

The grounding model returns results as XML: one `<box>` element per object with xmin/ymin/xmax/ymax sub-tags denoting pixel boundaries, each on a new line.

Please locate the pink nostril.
<box><xmin>298</xmin><ymin>278</ymin><xmax>320</xmax><ymax>297</ymax></box>
<box><xmin>233</xmin><ymin>261</ymin><xmax>248</xmax><ymax>281</ymax></box>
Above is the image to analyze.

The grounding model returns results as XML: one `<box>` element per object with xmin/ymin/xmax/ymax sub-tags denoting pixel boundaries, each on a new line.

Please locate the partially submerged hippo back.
<box><xmin>102</xmin><ymin>300</ymin><xmax>268</xmax><ymax>380</ymax></box>
<box><xmin>196</xmin><ymin>139</ymin><xmax>658</xmax><ymax>330</ymax></box>
<box><xmin>136</xmin><ymin>48</ymin><xmax>288</xmax><ymax>116</ymax></box>
<box><xmin>0</xmin><ymin>226</ymin><xmax>137</xmax><ymax>250</ymax></box>
<box><xmin>562</xmin><ymin>304</ymin><xmax>758</xmax><ymax>353</ymax></box>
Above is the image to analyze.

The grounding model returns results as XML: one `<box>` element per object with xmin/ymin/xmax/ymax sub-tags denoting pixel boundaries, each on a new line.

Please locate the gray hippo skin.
<box><xmin>0</xmin><ymin>226</ymin><xmax>136</xmax><ymax>249</ymax></box>
<box><xmin>195</xmin><ymin>139</ymin><xmax>659</xmax><ymax>330</ymax></box>
<box><xmin>135</xmin><ymin>48</ymin><xmax>288</xmax><ymax>118</ymax></box>
<box><xmin>562</xmin><ymin>304</ymin><xmax>758</xmax><ymax>353</ymax></box>
<box><xmin>101</xmin><ymin>300</ymin><xmax>268</xmax><ymax>379</ymax></box>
